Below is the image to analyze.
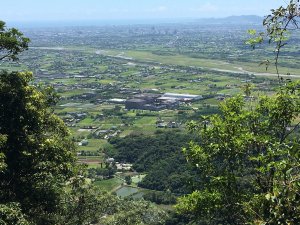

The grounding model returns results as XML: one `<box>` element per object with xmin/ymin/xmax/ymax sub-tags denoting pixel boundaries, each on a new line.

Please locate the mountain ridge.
<box><xmin>195</xmin><ymin>15</ymin><xmax>263</xmax><ymax>25</ymax></box>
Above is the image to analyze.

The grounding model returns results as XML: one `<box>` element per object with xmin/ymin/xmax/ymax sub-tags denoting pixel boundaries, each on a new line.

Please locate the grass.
<box><xmin>131</xmin><ymin>174</ymin><xmax>146</xmax><ymax>185</ymax></box>
<box><xmin>105</xmin><ymin>49</ymin><xmax>300</xmax><ymax>75</ymax></box>
<box><xmin>78</xmin><ymin>117</ymin><xmax>95</xmax><ymax>126</ymax></box>
<box><xmin>94</xmin><ymin>178</ymin><xmax>123</xmax><ymax>191</ymax></box>
<box><xmin>134</xmin><ymin>116</ymin><xmax>157</xmax><ymax>126</ymax></box>
<box><xmin>115</xmin><ymin>186</ymin><xmax>139</xmax><ymax>198</ymax></box>
<box><xmin>77</xmin><ymin>139</ymin><xmax>110</xmax><ymax>152</ymax></box>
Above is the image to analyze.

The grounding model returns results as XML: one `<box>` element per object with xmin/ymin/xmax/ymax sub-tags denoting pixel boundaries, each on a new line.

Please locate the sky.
<box><xmin>0</xmin><ymin>0</ymin><xmax>288</xmax><ymax>23</ymax></box>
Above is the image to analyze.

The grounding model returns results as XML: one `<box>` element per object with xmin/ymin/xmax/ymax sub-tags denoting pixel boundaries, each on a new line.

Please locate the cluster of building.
<box><xmin>94</xmin><ymin>129</ymin><xmax>121</xmax><ymax>139</ymax></box>
<box><xmin>106</xmin><ymin>158</ymin><xmax>133</xmax><ymax>171</ymax></box>
<box><xmin>156</xmin><ymin>121</ymin><xmax>181</xmax><ymax>128</ymax></box>
<box><xmin>62</xmin><ymin>112</ymin><xmax>88</xmax><ymax>126</ymax></box>
<box><xmin>109</xmin><ymin>92</ymin><xmax>203</xmax><ymax>111</ymax></box>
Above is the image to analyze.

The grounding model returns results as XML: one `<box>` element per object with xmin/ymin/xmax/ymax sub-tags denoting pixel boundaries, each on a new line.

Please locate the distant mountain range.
<box><xmin>195</xmin><ymin>15</ymin><xmax>263</xmax><ymax>25</ymax></box>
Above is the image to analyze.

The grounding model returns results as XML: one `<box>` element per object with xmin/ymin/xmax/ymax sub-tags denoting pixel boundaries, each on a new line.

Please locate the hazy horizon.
<box><xmin>1</xmin><ymin>0</ymin><xmax>287</xmax><ymax>26</ymax></box>
<box><xmin>4</xmin><ymin>16</ymin><xmax>264</xmax><ymax>28</ymax></box>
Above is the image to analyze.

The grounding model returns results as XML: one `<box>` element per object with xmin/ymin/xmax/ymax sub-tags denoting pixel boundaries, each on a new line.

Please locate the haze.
<box><xmin>1</xmin><ymin>0</ymin><xmax>287</xmax><ymax>23</ymax></box>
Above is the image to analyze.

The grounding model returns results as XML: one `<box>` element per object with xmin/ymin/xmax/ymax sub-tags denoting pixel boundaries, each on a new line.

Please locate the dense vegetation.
<box><xmin>177</xmin><ymin>83</ymin><xmax>300</xmax><ymax>224</ymax></box>
<box><xmin>109</xmin><ymin>131</ymin><xmax>198</xmax><ymax>194</ymax></box>
<box><xmin>0</xmin><ymin>70</ymin><xmax>80</xmax><ymax>224</ymax></box>
<box><xmin>177</xmin><ymin>2</ymin><xmax>300</xmax><ymax>224</ymax></box>
<box><xmin>143</xmin><ymin>190</ymin><xmax>177</xmax><ymax>205</ymax></box>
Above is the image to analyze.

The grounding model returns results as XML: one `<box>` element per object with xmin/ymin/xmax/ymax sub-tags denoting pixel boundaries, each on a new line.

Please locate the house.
<box><xmin>156</xmin><ymin>123</ymin><xmax>167</xmax><ymax>128</ymax></box>
<box><xmin>106</xmin><ymin>158</ymin><xmax>115</xmax><ymax>163</ymax></box>
<box><xmin>168</xmin><ymin>121</ymin><xmax>180</xmax><ymax>128</ymax></box>
<box><xmin>79</xmin><ymin>139</ymin><xmax>89</xmax><ymax>146</ymax></box>
<box><xmin>116</xmin><ymin>163</ymin><xmax>133</xmax><ymax>171</ymax></box>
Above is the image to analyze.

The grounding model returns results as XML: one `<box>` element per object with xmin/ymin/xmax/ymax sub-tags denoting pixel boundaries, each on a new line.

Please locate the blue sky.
<box><xmin>1</xmin><ymin>0</ymin><xmax>288</xmax><ymax>22</ymax></box>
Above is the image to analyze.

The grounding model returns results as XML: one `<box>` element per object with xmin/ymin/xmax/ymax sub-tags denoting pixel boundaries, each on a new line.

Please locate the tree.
<box><xmin>0</xmin><ymin>22</ymin><xmax>83</xmax><ymax>225</ymax></box>
<box><xmin>0</xmin><ymin>70</ymin><xmax>80</xmax><ymax>224</ymax></box>
<box><xmin>0</xmin><ymin>21</ymin><xmax>30</xmax><ymax>61</ymax></box>
<box><xmin>0</xmin><ymin>21</ymin><xmax>30</xmax><ymax>141</ymax></box>
<box><xmin>246</xmin><ymin>0</ymin><xmax>299</xmax><ymax>80</ymax></box>
<box><xmin>125</xmin><ymin>175</ymin><xmax>132</xmax><ymax>185</ymax></box>
<box><xmin>0</xmin><ymin>203</ymin><xmax>30</xmax><ymax>225</ymax></box>
<box><xmin>177</xmin><ymin>84</ymin><xmax>300</xmax><ymax>224</ymax></box>
<box><xmin>177</xmin><ymin>2</ymin><xmax>300</xmax><ymax>224</ymax></box>
<box><xmin>52</xmin><ymin>180</ymin><xmax>169</xmax><ymax>225</ymax></box>
<box><xmin>101</xmin><ymin>200</ymin><xmax>168</xmax><ymax>225</ymax></box>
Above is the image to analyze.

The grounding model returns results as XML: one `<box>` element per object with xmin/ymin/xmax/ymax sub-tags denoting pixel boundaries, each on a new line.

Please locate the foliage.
<box><xmin>101</xmin><ymin>199</ymin><xmax>168</xmax><ymax>225</ymax></box>
<box><xmin>51</xmin><ymin>178</ymin><xmax>168</xmax><ymax>225</ymax></box>
<box><xmin>177</xmin><ymin>82</ymin><xmax>300</xmax><ymax>224</ymax></box>
<box><xmin>143</xmin><ymin>190</ymin><xmax>177</xmax><ymax>205</ymax></box>
<box><xmin>88</xmin><ymin>166</ymin><xmax>116</xmax><ymax>179</ymax></box>
<box><xmin>246</xmin><ymin>0</ymin><xmax>299</xmax><ymax>77</ymax></box>
<box><xmin>0</xmin><ymin>21</ymin><xmax>30</xmax><ymax>61</ymax></box>
<box><xmin>164</xmin><ymin>211</ymin><xmax>195</xmax><ymax>225</ymax></box>
<box><xmin>125</xmin><ymin>175</ymin><xmax>132</xmax><ymax>185</ymax></box>
<box><xmin>0</xmin><ymin>70</ymin><xmax>79</xmax><ymax>224</ymax></box>
<box><xmin>0</xmin><ymin>203</ymin><xmax>30</xmax><ymax>225</ymax></box>
<box><xmin>138</xmin><ymin>158</ymin><xmax>195</xmax><ymax>194</ymax></box>
<box><xmin>109</xmin><ymin>131</ymin><xmax>198</xmax><ymax>194</ymax></box>
<box><xmin>0</xmin><ymin>135</ymin><xmax>7</xmax><ymax>173</ymax></box>
<box><xmin>56</xmin><ymin>180</ymin><xmax>118</xmax><ymax>225</ymax></box>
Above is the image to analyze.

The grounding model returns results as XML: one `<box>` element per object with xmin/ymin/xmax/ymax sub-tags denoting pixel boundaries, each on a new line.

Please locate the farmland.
<box><xmin>2</xmin><ymin>20</ymin><xmax>300</xmax><ymax>195</ymax></box>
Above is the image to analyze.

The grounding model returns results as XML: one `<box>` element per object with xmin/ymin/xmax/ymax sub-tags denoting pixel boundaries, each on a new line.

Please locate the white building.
<box><xmin>108</xmin><ymin>98</ymin><xmax>126</xmax><ymax>104</ymax></box>
<box><xmin>162</xmin><ymin>93</ymin><xmax>203</xmax><ymax>101</ymax></box>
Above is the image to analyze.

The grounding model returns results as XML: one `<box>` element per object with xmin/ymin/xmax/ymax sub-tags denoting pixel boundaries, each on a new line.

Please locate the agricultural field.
<box><xmin>2</xmin><ymin>21</ymin><xmax>300</xmax><ymax>195</ymax></box>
